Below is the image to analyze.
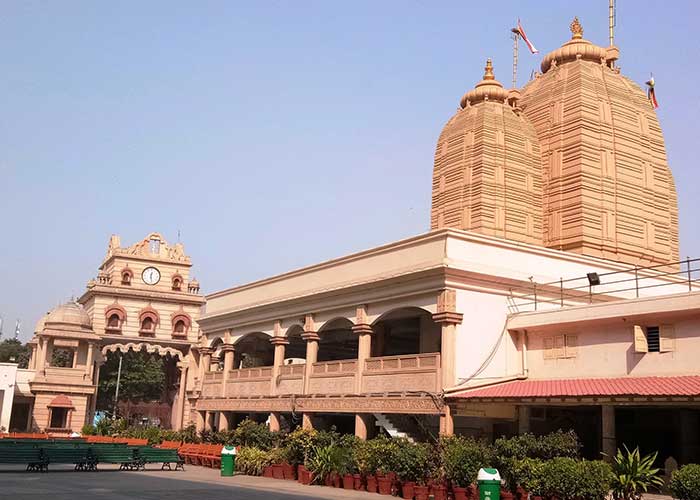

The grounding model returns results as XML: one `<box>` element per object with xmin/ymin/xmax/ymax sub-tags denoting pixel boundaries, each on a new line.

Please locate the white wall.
<box><xmin>0</xmin><ymin>363</ymin><xmax>18</xmax><ymax>431</ymax></box>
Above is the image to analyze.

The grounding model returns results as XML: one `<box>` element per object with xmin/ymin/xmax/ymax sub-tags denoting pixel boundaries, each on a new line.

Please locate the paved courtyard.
<box><xmin>0</xmin><ymin>464</ymin><xmax>374</xmax><ymax>500</ymax></box>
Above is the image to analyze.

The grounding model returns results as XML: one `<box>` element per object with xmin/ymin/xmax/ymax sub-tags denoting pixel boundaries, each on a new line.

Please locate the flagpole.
<box><xmin>511</xmin><ymin>27</ymin><xmax>520</xmax><ymax>88</ymax></box>
<box><xmin>609</xmin><ymin>0</ymin><xmax>616</xmax><ymax>47</ymax></box>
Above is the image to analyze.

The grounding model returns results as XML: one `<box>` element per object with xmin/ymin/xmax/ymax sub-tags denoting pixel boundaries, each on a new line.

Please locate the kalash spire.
<box><xmin>432</xmin><ymin>17</ymin><xmax>679</xmax><ymax>268</ymax></box>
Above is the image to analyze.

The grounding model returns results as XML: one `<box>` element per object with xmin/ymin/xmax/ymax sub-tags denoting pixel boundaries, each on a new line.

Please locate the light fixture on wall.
<box><xmin>587</xmin><ymin>272</ymin><xmax>601</xmax><ymax>286</ymax></box>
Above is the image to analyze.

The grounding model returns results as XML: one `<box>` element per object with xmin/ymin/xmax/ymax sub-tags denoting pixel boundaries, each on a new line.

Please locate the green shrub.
<box><xmin>354</xmin><ymin>435</ymin><xmax>399</xmax><ymax>475</ymax></box>
<box><xmin>442</xmin><ymin>435</ymin><xmax>494</xmax><ymax>487</ymax></box>
<box><xmin>541</xmin><ymin>457</ymin><xmax>581</xmax><ymax>500</ymax></box>
<box><xmin>233</xmin><ymin>419</ymin><xmax>275</xmax><ymax>449</ymax></box>
<box><xmin>670</xmin><ymin>464</ymin><xmax>700</xmax><ymax>500</ymax></box>
<box><xmin>81</xmin><ymin>424</ymin><xmax>97</xmax><ymax>436</ymax></box>
<box><xmin>283</xmin><ymin>428</ymin><xmax>316</xmax><ymax>467</ymax></box>
<box><xmin>495</xmin><ymin>430</ymin><xmax>580</xmax><ymax>461</ymax></box>
<box><xmin>579</xmin><ymin>460</ymin><xmax>613</xmax><ymax>500</ymax></box>
<box><xmin>507</xmin><ymin>458</ymin><xmax>545</xmax><ymax>494</ymax></box>
<box><xmin>608</xmin><ymin>446</ymin><xmax>664</xmax><ymax>500</ymax></box>
<box><xmin>236</xmin><ymin>447</ymin><xmax>274</xmax><ymax>476</ymax></box>
<box><xmin>395</xmin><ymin>439</ymin><xmax>431</xmax><ymax>484</ymax></box>
<box><xmin>306</xmin><ymin>445</ymin><xmax>351</xmax><ymax>483</ymax></box>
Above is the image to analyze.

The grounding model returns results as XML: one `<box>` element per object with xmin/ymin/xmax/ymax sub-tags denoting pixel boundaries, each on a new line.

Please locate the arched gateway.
<box><xmin>21</xmin><ymin>233</ymin><xmax>204</xmax><ymax>435</ymax></box>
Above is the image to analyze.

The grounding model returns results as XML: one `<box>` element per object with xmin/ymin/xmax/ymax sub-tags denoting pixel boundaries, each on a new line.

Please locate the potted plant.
<box><xmin>608</xmin><ymin>446</ymin><xmax>664</xmax><ymax>500</ymax></box>
<box><xmin>442</xmin><ymin>436</ymin><xmax>493</xmax><ymax>500</ymax></box>
<box><xmin>395</xmin><ymin>440</ymin><xmax>431</xmax><ymax>500</ymax></box>
<box><xmin>670</xmin><ymin>464</ymin><xmax>700</xmax><ymax>500</ymax></box>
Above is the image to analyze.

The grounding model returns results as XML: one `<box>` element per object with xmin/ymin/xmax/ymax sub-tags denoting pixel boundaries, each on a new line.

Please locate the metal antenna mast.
<box><xmin>511</xmin><ymin>27</ymin><xmax>520</xmax><ymax>88</ymax></box>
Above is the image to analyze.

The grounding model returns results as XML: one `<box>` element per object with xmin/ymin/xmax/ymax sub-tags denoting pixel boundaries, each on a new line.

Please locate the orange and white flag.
<box><xmin>517</xmin><ymin>19</ymin><xmax>538</xmax><ymax>54</ymax></box>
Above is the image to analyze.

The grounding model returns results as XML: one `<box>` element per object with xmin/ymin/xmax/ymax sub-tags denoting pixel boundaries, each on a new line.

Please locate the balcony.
<box><xmin>199</xmin><ymin>353</ymin><xmax>441</xmax><ymax>399</ymax></box>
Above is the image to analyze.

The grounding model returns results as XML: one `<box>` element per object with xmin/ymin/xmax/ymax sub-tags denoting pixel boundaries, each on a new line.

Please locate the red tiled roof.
<box><xmin>48</xmin><ymin>395</ymin><xmax>74</xmax><ymax>408</ymax></box>
<box><xmin>449</xmin><ymin>376</ymin><xmax>700</xmax><ymax>400</ymax></box>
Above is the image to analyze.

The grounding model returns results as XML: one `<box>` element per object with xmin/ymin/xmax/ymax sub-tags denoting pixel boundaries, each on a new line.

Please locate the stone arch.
<box><xmin>120</xmin><ymin>267</ymin><xmax>134</xmax><ymax>285</ymax></box>
<box><xmin>138</xmin><ymin>306</ymin><xmax>160</xmax><ymax>335</ymax></box>
<box><xmin>284</xmin><ymin>324</ymin><xmax>306</xmax><ymax>360</ymax></box>
<box><xmin>104</xmin><ymin>303</ymin><xmax>127</xmax><ymax>332</ymax></box>
<box><xmin>101</xmin><ymin>342</ymin><xmax>183</xmax><ymax>360</ymax></box>
<box><xmin>371</xmin><ymin>306</ymin><xmax>440</xmax><ymax>357</ymax></box>
<box><xmin>317</xmin><ymin>317</ymin><xmax>356</xmax><ymax>362</ymax></box>
<box><xmin>171</xmin><ymin>272</ymin><xmax>184</xmax><ymax>291</ymax></box>
<box><xmin>170</xmin><ymin>311</ymin><xmax>191</xmax><ymax>338</ymax></box>
<box><xmin>233</xmin><ymin>332</ymin><xmax>273</xmax><ymax>368</ymax></box>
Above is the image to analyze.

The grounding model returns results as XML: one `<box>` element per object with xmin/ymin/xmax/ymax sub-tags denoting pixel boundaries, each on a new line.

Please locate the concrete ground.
<box><xmin>0</xmin><ymin>463</ymin><xmax>376</xmax><ymax>500</ymax></box>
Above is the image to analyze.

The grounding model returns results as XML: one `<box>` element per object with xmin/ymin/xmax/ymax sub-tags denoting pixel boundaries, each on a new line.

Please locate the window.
<box><xmin>141</xmin><ymin>317</ymin><xmax>155</xmax><ymax>332</ymax></box>
<box><xmin>149</xmin><ymin>238</ymin><xmax>160</xmax><ymax>254</ymax></box>
<box><xmin>49</xmin><ymin>408</ymin><xmax>69</xmax><ymax>429</ymax></box>
<box><xmin>107</xmin><ymin>314</ymin><xmax>120</xmax><ymax>329</ymax></box>
<box><xmin>646</xmin><ymin>326</ymin><xmax>661</xmax><ymax>352</ymax></box>
<box><xmin>51</xmin><ymin>348</ymin><xmax>75</xmax><ymax>368</ymax></box>
<box><xmin>121</xmin><ymin>269</ymin><xmax>133</xmax><ymax>285</ymax></box>
<box><xmin>172</xmin><ymin>277</ymin><xmax>182</xmax><ymax>291</ymax></box>
<box><xmin>173</xmin><ymin>320</ymin><xmax>186</xmax><ymax>336</ymax></box>
<box><xmin>543</xmin><ymin>334</ymin><xmax>578</xmax><ymax>359</ymax></box>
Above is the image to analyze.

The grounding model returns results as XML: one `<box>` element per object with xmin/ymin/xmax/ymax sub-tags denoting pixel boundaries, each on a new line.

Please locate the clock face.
<box><xmin>142</xmin><ymin>267</ymin><xmax>161</xmax><ymax>285</ymax></box>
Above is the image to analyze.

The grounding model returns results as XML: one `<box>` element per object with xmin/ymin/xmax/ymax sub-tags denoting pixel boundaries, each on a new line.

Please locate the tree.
<box><xmin>97</xmin><ymin>350</ymin><xmax>166</xmax><ymax>410</ymax></box>
<box><xmin>0</xmin><ymin>339</ymin><xmax>31</xmax><ymax>368</ymax></box>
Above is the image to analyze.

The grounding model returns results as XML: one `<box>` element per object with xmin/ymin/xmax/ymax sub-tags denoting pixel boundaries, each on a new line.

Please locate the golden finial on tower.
<box><xmin>484</xmin><ymin>58</ymin><xmax>495</xmax><ymax>80</ymax></box>
<box><xmin>570</xmin><ymin>17</ymin><xmax>583</xmax><ymax>39</ymax></box>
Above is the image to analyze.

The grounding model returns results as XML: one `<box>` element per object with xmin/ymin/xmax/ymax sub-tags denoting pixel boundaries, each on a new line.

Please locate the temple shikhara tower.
<box><xmin>432</xmin><ymin>18</ymin><xmax>679</xmax><ymax>267</ymax></box>
<box><xmin>4</xmin><ymin>14</ymin><xmax>699</xmax><ymax>467</ymax></box>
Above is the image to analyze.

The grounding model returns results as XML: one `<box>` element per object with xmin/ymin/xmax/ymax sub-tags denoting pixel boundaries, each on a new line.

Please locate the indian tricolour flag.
<box><xmin>517</xmin><ymin>19</ymin><xmax>538</xmax><ymax>54</ymax></box>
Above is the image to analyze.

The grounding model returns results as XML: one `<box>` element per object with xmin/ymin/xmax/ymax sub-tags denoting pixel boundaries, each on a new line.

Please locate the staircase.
<box><xmin>373</xmin><ymin>413</ymin><xmax>437</xmax><ymax>443</ymax></box>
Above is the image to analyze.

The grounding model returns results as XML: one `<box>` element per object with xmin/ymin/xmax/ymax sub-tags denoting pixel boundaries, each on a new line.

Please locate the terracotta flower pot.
<box><xmin>332</xmin><ymin>473</ymin><xmax>341</xmax><ymax>488</ymax></box>
<box><xmin>378</xmin><ymin>475</ymin><xmax>393</xmax><ymax>495</ymax></box>
<box><xmin>453</xmin><ymin>486</ymin><xmax>468</xmax><ymax>500</ymax></box>
<box><xmin>415</xmin><ymin>485</ymin><xmax>430</xmax><ymax>500</ymax></box>
<box><xmin>501</xmin><ymin>490</ymin><xmax>515</xmax><ymax>500</ymax></box>
<box><xmin>324</xmin><ymin>474</ymin><xmax>333</xmax><ymax>487</ymax></box>
<box><xmin>367</xmin><ymin>475</ymin><xmax>378</xmax><ymax>493</ymax></box>
<box><xmin>468</xmin><ymin>484</ymin><xmax>478</xmax><ymax>500</ymax></box>
<box><xmin>402</xmin><ymin>481</ymin><xmax>416</xmax><ymax>499</ymax></box>
<box><xmin>297</xmin><ymin>465</ymin><xmax>307</xmax><ymax>484</ymax></box>
<box><xmin>532</xmin><ymin>496</ymin><xmax>543</xmax><ymax>500</ymax></box>
<box><xmin>516</xmin><ymin>486</ymin><xmax>528</xmax><ymax>500</ymax></box>
<box><xmin>282</xmin><ymin>463</ymin><xmax>295</xmax><ymax>480</ymax></box>
<box><xmin>353</xmin><ymin>473</ymin><xmax>363</xmax><ymax>490</ymax></box>
<box><xmin>343</xmin><ymin>474</ymin><xmax>354</xmax><ymax>489</ymax></box>
<box><xmin>263</xmin><ymin>466</ymin><xmax>274</xmax><ymax>478</ymax></box>
<box><xmin>272</xmin><ymin>464</ymin><xmax>284</xmax><ymax>480</ymax></box>
<box><xmin>433</xmin><ymin>484</ymin><xmax>448</xmax><ymax>500</ymax></box>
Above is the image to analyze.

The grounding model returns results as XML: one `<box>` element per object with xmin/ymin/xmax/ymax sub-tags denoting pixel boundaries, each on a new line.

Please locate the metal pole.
<box><xmin>609</xmin><ymin>0</ymin><xmax>616</xmax><ymax>47</ymax></box>
<box><xmin>687</xmin><ymin>257</ymin><xmax>692</xmax><ymax>292</ymax></box>
<box><xmin>114</xmin><ymin>354</ymin><xmax>123</xmax><ymax>417</ymax></box>
<box><xmin>511</xmin><ymin>28</ymin><xmax>520</xmax><ymax>89</ymax></box>
<box><xmin>533</xmin><ymin>283</ymin><xmax>538</xmax><ymax>311</ymax></box>
<box><xmin>560</xmin><ymin>278</ymin><xmax>564</xmax><ymax>307</ymax></box>
<box><xmin>634</xmin><ymin>265</ymin><xmax>639</xmax><ymax>298</ymax></box>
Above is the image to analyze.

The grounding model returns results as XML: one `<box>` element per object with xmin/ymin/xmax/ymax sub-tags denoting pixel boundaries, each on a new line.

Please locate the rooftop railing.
<box><xmin>508</xmin><ymin>257</ymin><xmax>700</xmax><ymax>313</ymax></box>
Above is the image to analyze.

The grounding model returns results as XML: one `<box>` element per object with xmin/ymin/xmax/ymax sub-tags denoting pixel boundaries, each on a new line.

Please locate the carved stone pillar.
<box><xmin>175</xmin><ymin>362</ymin><xmax>188</xmax><ymax>430</ymax></box>
<box><xmin>355</xmin><ymin>413</ymin><xmax>373</xmax><ymax>440</ymax></box>
<box><xmin>352</xmin><ymin>323</ymin><xmax>373</xmax><ymax>393</ymax></box>
<box><xmin>440</xmin><ymin>404</ymin><xmax>454</xmax><ymax>436</ymax></box>
<box><xmin>195</xmin><ymin>410</ymin><xmax>206</xmax><ymax>432</ymax></box>
<box><xmin>85</xmin><ymin>342</ymin><xmax>94</xmax><ymax>380</ymax></box>
<box><xmin>302</xmin><ymin>315</ymin><xmax>319</xmax><ymax>395</ymax></box>
<box><xmin>269</xmin><ymin>412</ymin><xmax>281</xmax><ymax>432</ymax></box>
<box><xmin>198</xmin><ymin>347</ymin><xmax>213</xmax><ymax>385</ymax></box>
<box><xmin>37</xmin><ymin>337</ymin><xmax>48</xmax><ymax>373</ymax></box>
<box><xmin>302</xmin><ymin>413</ymin><xmax>314</xmax><ymax>430</ymax></box>
<box><xmin>221</xmin><ymin>344</ymin><xmax>235</xmax><ymax>398</ymax></box>
<box><xmin>210</xmin><ymin>355</ymin><xmax>221</xmax><ymax>372</ymax></box>
<box><xmin>602</xmin><ymin>405</ymin><xmax>616</xmax><ymax>460</ymax></box>
<box><xmin>270</xmin><ymin>336</ymin><xmax>288</xmax><ymax>395</ymax></box>
<box><xmin>432</xmin><ymin>289</ymin><xmax>463</xmax><ymax>390</ymax></box>
<box><xmin>88</xmin><ymin>358</ymin><xmax>104</xmax><ymax>424</ymax></box>
<box><xmin>219</xmin><ymin>412</ymin><xmax>231</xmax><ymax>431</ymax></box>
<box><xmin>518</xmin><ymin>406</ymin><xmax>530</xmax><ymax>434</ymax></box>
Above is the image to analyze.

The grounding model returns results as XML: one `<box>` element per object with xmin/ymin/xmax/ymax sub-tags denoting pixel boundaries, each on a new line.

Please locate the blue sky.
<box><xmin>1</xmin><ymin>1</ymin><xmax>698</xmax><ymax>341</ymax></box>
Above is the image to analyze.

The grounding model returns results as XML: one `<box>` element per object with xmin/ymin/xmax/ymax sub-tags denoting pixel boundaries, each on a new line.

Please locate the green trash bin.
<box><xmin>221</xmin><ymin>446</ymin><xmax>237</xmax><ymax>477</ymax></box>
<box><xmin>478</xmin><ymin>468</ymin><xmax>501</xmax><ymax>500</ymax></box>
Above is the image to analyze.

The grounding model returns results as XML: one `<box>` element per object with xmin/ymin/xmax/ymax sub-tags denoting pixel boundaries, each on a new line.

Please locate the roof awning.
<box><xmin>447</xmin><ymin>376</ymin><xmax>700</xmax><ymax>402</ymax></box>
<box><xmin>48</xmin><ymin>395</ymin><xmax>75</xmax><ymax>408</ymax></box>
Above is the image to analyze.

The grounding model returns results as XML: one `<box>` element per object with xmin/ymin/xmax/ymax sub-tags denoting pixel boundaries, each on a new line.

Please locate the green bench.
<box><xmin>0</xmin><ymin>445</ymin><xmax>47</xmax><ymax>471</ymax></box>
<box><xmin>91</xmin><ymin>444</ymin><xmax>139</xmax><ymax>471</ymax></box>
<box><xmin>134</xmin><ymin>447</ymin><xmax>184</xmax><ymax>471</ymax></box>
<box><xmin>42</xmin><ymin>445</ymin><xmax>93</xmax><ymax>471</ymax></box>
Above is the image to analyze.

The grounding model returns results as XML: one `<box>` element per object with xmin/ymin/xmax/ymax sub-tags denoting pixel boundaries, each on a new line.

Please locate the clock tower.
<box><xmin>78</xmin><ymin>232</ymin><xmax>205</xmax><ymax>428</ymax></box>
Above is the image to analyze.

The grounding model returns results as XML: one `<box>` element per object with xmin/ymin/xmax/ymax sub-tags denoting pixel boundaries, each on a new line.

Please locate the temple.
<box><xmin>4</xmin><ymin>17</ymin><xmax>698</xmax><ymax>465</ymax></box>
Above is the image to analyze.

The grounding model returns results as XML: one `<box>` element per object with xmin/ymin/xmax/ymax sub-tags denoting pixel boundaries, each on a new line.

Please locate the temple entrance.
<box><xmin>95</xmin><ymin>344</ymin><xmax>185</xmax><ymax>429</ymax></box>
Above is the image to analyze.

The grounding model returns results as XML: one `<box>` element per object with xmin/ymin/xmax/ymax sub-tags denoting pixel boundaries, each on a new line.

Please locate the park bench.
<box><xmin>134</xmin><ymin>447</ymin><xmax>184</xmax><ymax>471</ymax></box>
<box><xmin>42</xmin><ymin>445</ymin><xmax>93</xmax><ymax>471</ymax></box>
<box><xmin>0</xmin><ymin>444</ymin><xmax>47</xmax><ymax>471</ymax></box>
<box><xmin>196</xmin><ymin>444</ymin><xmax>222</xmax><ymax>468</ymax></box>
<box><xmin>91</xmin><ymin>444</ymin><xmax>139</xmax><ymax>471</ymax></box>
<box><xmin>178</xmin><ymin>443</ymin><xmax>199</xmax><ymax>464</ymax></box>
<box><xmin>157</xmin><ymin>440</ymin><xmax>182</xmax><ymax>449</ymax></box>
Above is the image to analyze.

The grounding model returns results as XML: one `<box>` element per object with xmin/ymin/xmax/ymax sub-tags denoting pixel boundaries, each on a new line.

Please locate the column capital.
<box><xmin>199</xmin><ymin>347</ymin><xmax>214</xmax><ymax>355</ymax></box>
<box><xmin>351</xmin><ymin>323</ymin><xmax>373</xmax><ymax>335</ymax></box>
<box><xmin>301</xmin><ymin>331</ymin><xmax>320</xmax><ymax>342</ymax></box>
<box><xmin>270</xmin><ymin>336</ymin><xmax>289</xmax><ymax>346</ymax></box>
<box><xmin>432</xmin><ymin>311</ymin><xmax>463</xmax><ymax>325</ymax></box>
<box><xmin>176</xmin><ymin>361</ymin><xmax>189</xmax><ymax>370</ymax></box>
<box><xmin>220</xmin><ymin>343</ymin><xmax>236</xmax><ymax>352</ymax></box>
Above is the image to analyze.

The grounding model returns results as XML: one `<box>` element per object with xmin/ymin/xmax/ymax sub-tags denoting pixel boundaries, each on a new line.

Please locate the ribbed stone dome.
<box><xmin>520</xmin><ymin>18</ymin><xmax>679</xmax><ymax>266</ymax></box>
<box><xmin>45</xmin><ymin>302</ymin><xmax>92</xmax><ymax>328</ymax></box>
<box><xmin>431</xmin><ymin>60</ymin><xmax>544</xmax><ymax>245</ymax></box>
<box><xmin>34</xmin><ymin>313</ymin><xmax>49</xmax><ymax>334</ymax></box>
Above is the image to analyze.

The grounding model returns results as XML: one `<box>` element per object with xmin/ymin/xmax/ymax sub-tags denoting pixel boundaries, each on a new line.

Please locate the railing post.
<box><xmin>687</xmin><ymin>257</ymin><xmax>692</xmax><ymax>292</ymax></box>
<box><xmin>533</xmin><ymin>283</ymin><xmax>538</xmax><ymax>311</ymax></box>
<box><xmin>589</xmin><ymin>283</ymin><xmax>593</xmax><ymax>304</ymax></box>
<box><xmin>634</xmin><ymin>265</ymin><xmax>639</xmax><ymax>298</ymax></box>
<box><xmin>560</xmin><ymin>278</ymin><xmax>564</xmax><ymax>307</ymax></box>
